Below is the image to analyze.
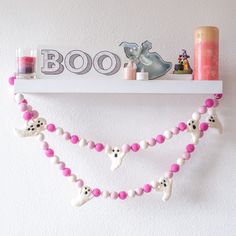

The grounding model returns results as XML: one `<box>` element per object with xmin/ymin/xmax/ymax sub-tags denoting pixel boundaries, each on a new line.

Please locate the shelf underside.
<box><xmin>14</xmin><ymin>78</ymin><xmax>223</xmax><ymax>94</ymax></box>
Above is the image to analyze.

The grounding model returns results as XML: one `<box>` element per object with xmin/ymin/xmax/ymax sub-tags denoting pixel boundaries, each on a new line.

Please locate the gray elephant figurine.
<box><xmin>120</xmin><ymin>40</ymin><xmax>172</xmax><ymax>80</ymax></box>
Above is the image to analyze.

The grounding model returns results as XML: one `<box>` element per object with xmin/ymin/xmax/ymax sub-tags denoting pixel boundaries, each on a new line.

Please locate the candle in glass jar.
<box><xmin>136</xmin><ymin>68</ymin><xmax>149</xmax><ymax>81</ymax></box>
<box><xmin>194</xmin><ymin>26</ymin><xmax>219</xmax><ymax>80</ymax></box>
<box><xmin>16</xmin><ymin>49</ymin><xmax>36</xmax><ymax>79</ymax></box>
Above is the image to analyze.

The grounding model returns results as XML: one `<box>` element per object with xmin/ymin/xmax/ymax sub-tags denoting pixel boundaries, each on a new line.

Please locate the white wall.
<box><xmin>0</xmin><ymin>0</ymin><xmax>235</xmax><ymax>235</ymax></box>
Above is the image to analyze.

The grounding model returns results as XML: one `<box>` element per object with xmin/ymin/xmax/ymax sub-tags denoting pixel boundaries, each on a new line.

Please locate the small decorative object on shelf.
<box><xmin>16</xmin><ymin>48</ymin><xmax>37</xmax><ymax>79</ymax></box>
<box><xmin>123</xmin><ymin>60</ymin><xmax>136</xmax><ymax>80</ymax></box>
<box><xmin>120</xmin><ymin>40</ymin><xmax>172</xmax><ymax>80</ymax></box>
<box><xmin>173</xmin><ymin>49</ymin><xmax>193</xmax><ymax>74</ymax></box>
<box><xmin>136</xmin><ymin>67</ymin><xmax>149</xmax><ymax>81</ymax></box>
<box><xmin>194</xmin><ymin>26</ymin><xmax>219</xmax><ymax>80</ymax></box>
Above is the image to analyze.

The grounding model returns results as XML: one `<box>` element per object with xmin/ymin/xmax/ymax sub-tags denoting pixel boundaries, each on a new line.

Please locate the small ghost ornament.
<box><xmin>71</xmin><ymin>186</ymin><xmax>93</xmax><ymax>207</ymax></box>
<box><xmin>156</xmin><ymin>177</ymin><xmax>173</xmax><ymax>201</ymax></box>
<box><xmin>187</xmin><ymin>119</ymin><xmax>200</xmax><ymax>144</ymax></box>
<box><xmin>15</xmin><ymin>118</ymin><xmax>47</xmax><ymax>137</ymax></box>
<box><xmin>105</xmin><ymin>146</ymin><xmax>126</xmax><ymax>171</ymax></box>
<box><xmin>207</xmin><ymin>109</ymin><xmax>223</xmax><ymax>134</ymax></box>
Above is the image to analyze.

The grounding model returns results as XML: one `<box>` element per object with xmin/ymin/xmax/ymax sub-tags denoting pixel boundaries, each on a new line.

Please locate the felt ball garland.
<box><xmin>8</xmin><ymin>75</ymin><xmax>223</xmax><ymax>207</ymax></box>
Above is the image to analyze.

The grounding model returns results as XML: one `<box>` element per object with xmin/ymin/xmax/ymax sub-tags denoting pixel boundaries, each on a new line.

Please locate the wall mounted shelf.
<box><xmin>14</xmin><ymin>78</ymin><xmax>223</xmax><ymax>94</ymax></box>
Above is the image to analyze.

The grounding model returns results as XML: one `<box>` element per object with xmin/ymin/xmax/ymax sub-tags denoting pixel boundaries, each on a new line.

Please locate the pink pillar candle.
<box><xmin>194</xmin><ymin>26</ymin><xmax>219</xmax><ymax>80</ymax></box>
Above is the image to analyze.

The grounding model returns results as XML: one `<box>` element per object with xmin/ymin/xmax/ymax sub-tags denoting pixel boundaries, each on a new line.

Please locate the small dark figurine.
<box><xmin>173</xmin><ymin>49</ymin><xmax>193</xmax><ymax>74</ymax></box>
<box><xmin>120</xmin><ymin>40</ymin><xmax>172</xmax><ymax>80</ymax></box>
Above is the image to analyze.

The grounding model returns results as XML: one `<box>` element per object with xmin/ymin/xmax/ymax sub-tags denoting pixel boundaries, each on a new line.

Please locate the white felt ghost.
<box><xmin>105</xmin><ymin>146</ymin><xmax>126</xmax><ymax>171</ymax></box>
<box><xmin>207</xmin><ymin>109</ymin><xmax>223</xmax><ymax>134</ymax></box>
<box><xmin>156</xmin><ymin>177</ymin><xmax>173</xmax><ymax>202</ymax></box>
<box><xmin>15</xmin><ymin>118</ymin><xmax>47</xmax><ymax>137</ymax></box>
<box><xmin>71</xmin><ymin>186</ymin><xmax>93</xmax><ymax>207</ymax></box>
<box><xmin>187</xmin><ymin>119</ymin><xmax>200</xmax><ymax>144</ymax></box>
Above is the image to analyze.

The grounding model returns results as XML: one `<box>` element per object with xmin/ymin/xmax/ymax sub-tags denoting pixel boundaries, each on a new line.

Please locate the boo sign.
<box><xmin>37</xmin><ymin>47</ymin><xmax>124</xmax><ymax>79</ymax></box>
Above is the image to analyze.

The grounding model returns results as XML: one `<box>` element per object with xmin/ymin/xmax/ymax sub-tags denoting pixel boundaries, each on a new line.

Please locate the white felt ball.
<box><xmin>177</xmin><ymin>158</ymin><xmax>185</xmax><ymax>166</ymax></box>
<box><xmin>56</xmin><ymin>127</ymin><xmax>64</xmax><ymax>135</ymax></box>
<box><xmin>50</xmin><ymin>155</ymin><xmax>60</xmax><ymax>164</ymax></box>
<box><xmin>68</xmin><ymin>174</ymin><xmax>77</xmax><ymax>183</ymax></box>
<box><xmin>105</xmin><ymin>145</ymin><xmax>111</xmax><ymax>154</ymax></box>
<box><xmin>15</xmin><ymin>94</ymin><xmax>24</xmax><ymax>103</ymax></box>
<box><xmin>102</xmin><ymin>191</ymin><xmax>110</xmax><ymax>198</ymax></box>
<box><xmin>79</xmin><ymin>138</ymin><xmax>87</xmax><ymax>147</ymax></box>
<box><xmin>208</xmin><ymin>108</ymin><xmax>215</xmax><ymax>116</ymax></box>
<box><xmin>150</xmin><ymin>180</ymin><xmax>158</xmax><ymax>189</ymax></box>
<box><xmin>163</xmin><ymin>130</ymin><xmax>173</xmax><ymax>139</ymax></box>
<box><xmin>37</xmin><ymin>133</ymin><xmax>45</xmax><ymax>142</ymax></box>
<box><xmin>192</xmin><ymin>112</ymin><xmax>201</xmax><ymax>121</ymax></box>
<box><xmin>139</xmin><ymin>140</ymin><xmax>148</xmax><ymax>149</ymax></box>
<box><xmin>128</xmin><ymin>189</ymin><xmax>135</xmax><ymax>197</ymax></box>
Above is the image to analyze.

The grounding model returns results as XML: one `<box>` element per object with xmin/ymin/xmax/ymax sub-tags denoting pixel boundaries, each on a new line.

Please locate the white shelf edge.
<box><xmin>14</xmin><ymin>78</ymin><xmax>223</xmax><ymax>94</ymax></box>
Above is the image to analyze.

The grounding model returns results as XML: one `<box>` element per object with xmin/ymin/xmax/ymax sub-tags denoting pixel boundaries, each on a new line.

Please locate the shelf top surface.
<box><xmin>14</xmin><ymin>78</ymin><xmax>223</xmax><ymax>94</ymax></box>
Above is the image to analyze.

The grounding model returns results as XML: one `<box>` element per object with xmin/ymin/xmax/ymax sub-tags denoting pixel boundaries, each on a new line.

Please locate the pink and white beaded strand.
<box><xmin>10</xmin><ymin>73</ymin><xmax>223</xmax><ymax>173</ymax></box>
<box><xmin>38</xmin><ymin>123</ymin><xmax>209</xmax><ymax>204</ymax></box>
<box><xmin>9</xmin><ymin>75</ymin><xmax>223</xmax><ymax>206</ymax></box>
<box><xmin>11</xmin><ymin>74</ymin><xmax>221</xmax><ymax>157</ymax></box>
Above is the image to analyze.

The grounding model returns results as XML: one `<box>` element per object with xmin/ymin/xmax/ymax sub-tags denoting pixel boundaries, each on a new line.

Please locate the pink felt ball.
<box><xmin>143</xmin><ymin>184</ymin><xmax>152</xmax><ymax>193</ymax></box>
<box><xmin>156</xmin><ymin>135</ymin><xmax>165</xmax><ymax>144</ymax></box>
<box><xmin>47</xmin><ymin>124</ymin><xmax>56</xmax><ymax>132</ymax></box>
<box><xmin>135</xmin><ymin>188</ymin><xmax>144</xmax><ymax>196</ymax></box>
<box><xmin>63</xmin><ymin>168</ymin><xmax>71</xmax><ymax>177</ymax></box>
<box><xmin>88</xmin><ymin>140</ymin><xmax>95</xmax><ymax>149</ymax></box>
<box><xmin>8</xmin><ymin>75</ymin><xmax>16</xmax><ymax>86</ymax></box>
<box><xmin>92</xmin><ymin>188</ymin><xmax>101</xmax><ymax>197</ymax></box>
<box><xmin>32</xmin><ymin>110</ymin><xmax>39</xmax><ymax>119</ymax></box>
<box><xmin>42</xmin><ymin>142</ymin><xmax>49</xmax><ymax>150</ymax></box>
<box><xmin>178</xmin><ymin>122</ymin><xmax>187</xmax><ymax>131</ymax></box>
<box><xmin>131</xmin><ymin>143</ymin><xmax>140</xmax><ymax>152</ymax></box>
<box><xmin>170</xmin><ymin>164</ymin><xmax>180</xmax><ymax>173</ymax></box>
<box><xmin>200</xmin><ymin>131</ymin><xmax>204</xmax><ymax>138</ymax></box>
<box><xmin>21</xmin><ymin>99</ymin><xmax>28</xmax><ymax>104</ymax></box>
<box><xmin>214</xmin><ymin>94</ymin><xmax>223</xmax><ymax>99</ymax></box>
<box><xmin>45</xmin><ymin>148</ymin><xmax>54</xmax><ymax>157</ymax></box>
<box><xmin>118</xmin><ymin>191</ymin><xmax>128</xmax><ymax>200</ymax></box>
<box><xmin>58</xmin><ymin>162</ymin><xmax>65</xmax><ymax>170</ymax></box>
<box><xmin>63</xmin><ymin>132</ymin><xmax>71</xmax><ymax>140</ymax></box>
<box><xmin>198</xmin><ymin>106</ymin><xmax>207</xmax><ymax>114</ymax></box>
<box><xmin>95</xmin><ymin>143</ymin><xmax>104</xmax><ymax>152</ymax></box>
<box><xmin>148</xmin><ymin>138</ymin><xmax>156</xmax><ymax>147</ymax></box>
<box><xmin>71</xmin><ymin>135</ymin><xmax>79</xmax><ymax>144</ymax></box>
<box><xmin>122</xmin><ymin>144</ymin><xmax>131</xmax><ymax>153</ymax></box>
<box><xmin>200</xmin><ymin>122</ymin><xmax>209</xmax><ymax>131</ymax></box>
<box><xmin>165</xmin><ymin>171</ymin><xmax>173</xmax><ymax>178</ymax></box>
<box><xmin>172</xmin><ymin>127</ymin><xmax>180</xmax><ymax>135</ymax></box>
<box><xmin>110</xmin><ymin>192</ymin><xmax>118</xmax><ymax>199</ymax></box>
<box><xmin>23</xmin><ymin>111</ymin><xmax>33</xmax><ymax>121</ymax></box>
<box><xmin>19</xmin><ymin>103</ymin><xmax>28</xmax><ymax>112</ymax></box>
<box><xmin>77</xmin><ymin>179</ymin><xmax>84</xmax><ymax>188</ymax></box>
<box><xmin>205</xmin><ymin>99</ymin><xmax>214</xmax><ymax>108</ymax></box>
<box><xmin>183</xmin><ymin>152</ymin><xmax>190</xmax><ymax>160</ymax></box>
<box><xmin>186</xmin><ymin>144</ymin><xmax>195</xmax><ymax>153</ymax></box>
<box><xmin>213</xmin><ymin>99</ymin><xmax>219</xmax><ymax>107</ymax></box>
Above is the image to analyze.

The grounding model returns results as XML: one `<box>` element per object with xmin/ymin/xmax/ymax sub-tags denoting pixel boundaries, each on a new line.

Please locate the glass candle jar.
<box><xmin>16</xmin><ymin>48</ymin><xmax>37</xmax><ymax>79</ymax></box>
<box><xmin>194</xmin><ymin>26</ymin><xmax>219</xmax><ymax>80</ymax></box>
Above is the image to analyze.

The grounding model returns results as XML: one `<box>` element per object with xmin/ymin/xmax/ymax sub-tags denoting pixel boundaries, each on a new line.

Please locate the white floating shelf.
<box><xmin>14</xmin><ymin>78</ymin><xmax>223</xmax><ymax>94</ymax></box>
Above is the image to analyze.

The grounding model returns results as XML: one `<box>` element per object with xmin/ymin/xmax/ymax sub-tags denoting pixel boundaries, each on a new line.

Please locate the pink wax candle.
<box><xmin>124</xmin><ymin>60</ymin><xmax>136</xmax><ymax>80</ymax></box>
<box><xmin>194</xmin><ymin>26</ymin><xmax>219</xmax><ymax>80</ymax></box>
<box><xmin>16</xmin><ymin>49</ymin><xmax>37</xmax><ymax>79</ymax></box>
